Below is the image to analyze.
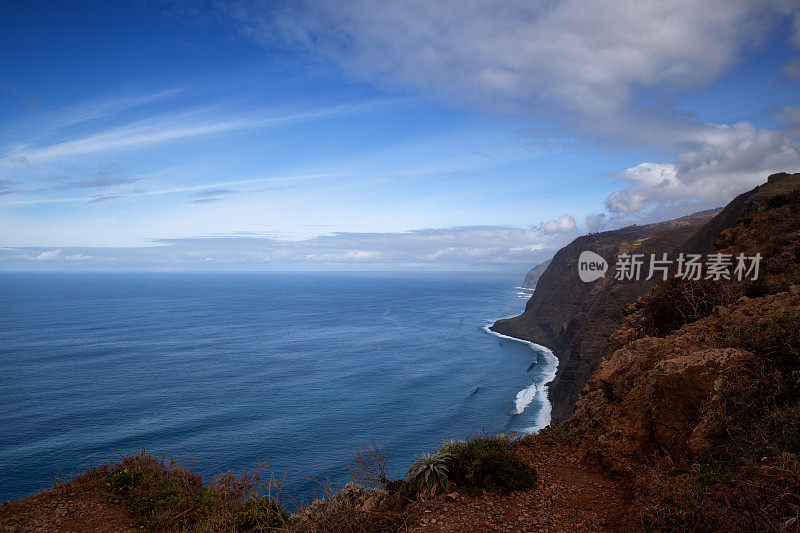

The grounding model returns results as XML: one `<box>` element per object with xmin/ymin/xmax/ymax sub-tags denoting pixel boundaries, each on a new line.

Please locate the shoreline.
<box><xmin>482</xmin><ymin>321</ymin><xmax>559</xmax><ymax>434</ymax></box>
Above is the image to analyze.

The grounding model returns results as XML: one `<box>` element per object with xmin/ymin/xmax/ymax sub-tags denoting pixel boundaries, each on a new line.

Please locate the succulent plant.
<box><xmin>406</xmin><ymin>452</ymin><xmax>452</xmax><ymax>498</ymax></box>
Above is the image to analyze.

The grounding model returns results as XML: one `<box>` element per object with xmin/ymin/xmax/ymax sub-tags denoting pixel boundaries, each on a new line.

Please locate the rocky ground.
<box><xmin>405</xmin><ymin>441</ymin><xmax>631</xmax><ymax>532</ymax></box>
<box><xmin>0</xmin><ymin>477</ymin><xmax>137</xmax><ymax>532</ymax></box>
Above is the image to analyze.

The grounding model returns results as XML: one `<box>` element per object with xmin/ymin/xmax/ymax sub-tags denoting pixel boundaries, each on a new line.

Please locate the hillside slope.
<box><xmin>521</xmin><ymin>259</ymin><xmax>551</xmax><ymax>290</ymax></box>
<box><xmin>492</xmin><ymin>210</ymin><xmax>718</xmax><ymax>422</ymax></box>
<box><xmin>493</xmin><ymin>172</ymin><xmax>800</xmax><ymax>422</ymax></box>
<box><xmin>565</xmin><ymin>175</ymin><xmax>800</xmax><ymax>529</ymax></box>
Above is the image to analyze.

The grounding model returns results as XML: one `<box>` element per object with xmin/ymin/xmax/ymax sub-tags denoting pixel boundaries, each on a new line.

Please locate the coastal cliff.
<box><xmin>521</xmin><ymin>259</ymin><xmax>551</xmax><ymax>290</ymax></box>
<box><xmin>492</xmin><ymin>211</ymin><xmax>717</xmax><ymax>422</ymax></box>
<box><xmin>563</xmin><ymin>174</ymin><xmax>800</xmax><ymax>529</ymax></box>
<box><xmin>492</xmin><ymin>172</ymin><xmax>800</xmax><ymax>423</ymax></box>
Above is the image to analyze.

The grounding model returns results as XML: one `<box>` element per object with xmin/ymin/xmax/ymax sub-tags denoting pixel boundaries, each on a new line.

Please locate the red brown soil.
<box><xmin>405</xmin><ymin>441</ymin><xmax>632</xmax><ymax>532</ymax></box>
<box><xmin>0</xmin><ymin>479</ymin><xmax>137</xmax><ymax>533</ymax></box>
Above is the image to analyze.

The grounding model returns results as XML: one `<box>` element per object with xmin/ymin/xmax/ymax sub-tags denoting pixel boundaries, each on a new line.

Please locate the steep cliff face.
<box><xmin>492</xmin><ymin>212</ymin><xmax>717</xmax><ymax>422</ymax></box>
<box><xmin>571</xmin><ymin>289</ymin><xmax>800</xmax><ymax>473</ymax></box>
<box><xmin>521</xmin><ymin>259</ymin><xmax>551</xmax><ymax>289</ymax></box>
<box><xmin>493</xmin><ymin>172</ymin><xmax>800</xmax><ymax>423</ymax></box>
<box><xmin>563</xmin><ymin>180</ymin><xmax>800</xmax><ymax>529</ymax></box>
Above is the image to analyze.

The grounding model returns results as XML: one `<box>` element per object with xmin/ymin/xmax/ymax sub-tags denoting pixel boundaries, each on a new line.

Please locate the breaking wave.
<box><xmin>482</xmin><ymin>323</ymin><xmax>559</xmax><ymax>433</ymax></box>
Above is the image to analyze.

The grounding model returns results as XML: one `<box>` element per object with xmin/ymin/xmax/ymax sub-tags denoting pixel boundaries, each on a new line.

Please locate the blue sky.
<box><xmin>1</xmin><ymin>1</ymin><xmax>799</xmax><ymax>271</ymax></box>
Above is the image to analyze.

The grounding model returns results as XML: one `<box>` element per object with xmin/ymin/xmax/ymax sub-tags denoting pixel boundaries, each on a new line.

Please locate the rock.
<box><xmin>571</xmin><ymin>287</ymin><xmax>800</xmax><ymax>472</ymax></box>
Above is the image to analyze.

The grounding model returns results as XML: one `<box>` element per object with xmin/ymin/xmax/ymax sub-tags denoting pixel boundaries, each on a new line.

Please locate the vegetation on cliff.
<box><xmin>567</xmin><ymin>178</ymin><xmax>800</xmax><ymax>530</ymax></box>
<box><xmin>492</xmin><ymin>208</ymin><xmax>721</xmax><ymax>422</ymax></box>
<box><xmin>0</xmin><ymin>433</ymin><xmax>537</xmax><ymax>532</ymax></box>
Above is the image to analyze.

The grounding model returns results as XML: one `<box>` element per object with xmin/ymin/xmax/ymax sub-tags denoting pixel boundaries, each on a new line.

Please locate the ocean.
<box><xmin>0</xmin><ymin>271</ymin><xmax>556</xmax><ymax>503</ymax></box>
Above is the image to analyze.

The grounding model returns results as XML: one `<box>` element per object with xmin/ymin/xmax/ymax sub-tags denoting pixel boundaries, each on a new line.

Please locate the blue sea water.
<box><xmin>0</xmin><ymin>271</ymin><xmax>556</xmax><ymax>504</ymax></box>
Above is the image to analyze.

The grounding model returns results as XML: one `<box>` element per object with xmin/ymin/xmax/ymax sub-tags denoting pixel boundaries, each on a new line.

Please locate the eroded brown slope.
<box><xmin>491</xmin><ymin>211</ymin><xmax>718</xmax><ymax>422</ymax></box>
<box><xmin>563</xmin><ymin>178</ymin><xmax>800</xmax><ymax>529</ymax></box>
<box><xmin>493</xmin><ymin>172</ymin><xmax>800</xmax><ymax>423</ymax></box>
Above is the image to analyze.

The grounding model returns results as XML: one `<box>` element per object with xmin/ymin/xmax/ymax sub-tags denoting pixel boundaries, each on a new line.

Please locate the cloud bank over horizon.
<box><xmin>0</xmin><ymin>225</ymin><xmax>576</xmax><ymax>270</ymax></box>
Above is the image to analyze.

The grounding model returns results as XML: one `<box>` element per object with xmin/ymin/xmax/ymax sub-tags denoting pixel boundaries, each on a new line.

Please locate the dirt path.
<box><xmin>0</xmin><ymin>481</ymin><xmax>137</xmax><ymax>533</ymax></box>
<box><xmin>406</xmin><ymin>442</ymin><xmax>632</xmax><ymax>532</ymax></box>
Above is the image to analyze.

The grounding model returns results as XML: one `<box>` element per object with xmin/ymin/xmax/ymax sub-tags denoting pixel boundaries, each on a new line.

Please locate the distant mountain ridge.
<box><xmin>521</xmin><ymin>259</ymin><xmax>551</xmax><ymax>290</ymax></box>
<box><xmin>492</xmin><ymin>172</ymin><xmax>800</xmax><ymax>422</ymax></box>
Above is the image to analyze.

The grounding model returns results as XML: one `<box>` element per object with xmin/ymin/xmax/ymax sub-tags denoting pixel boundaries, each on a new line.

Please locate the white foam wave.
<box><xmin>514</xmin><ymin>383</ymin><xmax>537</xmax><ymax>414</ymax></box>
<box><xmin>482</xmin><ymin>323</ymin><xmax>559</xmax><ymax>433</ymax></box>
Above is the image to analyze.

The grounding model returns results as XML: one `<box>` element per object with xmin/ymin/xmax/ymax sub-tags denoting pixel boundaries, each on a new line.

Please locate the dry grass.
<box><xmin>57</xmin><ymin>449</ymin><xmax>288</xmax><ymax>531</ymax></box>
<box><xmin>346</xmin><ymin>440</ymin><xmax>389</xmax><ymax>488</ymax></box>
<box><xmin>616</xmin><ymin>210</ymin><xmax>800</xmax><ymax>531</ymax></box>
<box><xmin>627</xmin><ymin>453</ymin><xmax>800</xmax><ymax>532</ymax></box>
<box><xmin>288</xmin><ymin>476</ymin><xmax>410</xmax><ymax>533</ymax></box>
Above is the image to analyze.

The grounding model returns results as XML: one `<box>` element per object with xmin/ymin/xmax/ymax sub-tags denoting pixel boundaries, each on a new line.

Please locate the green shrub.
<box><xmin>225</xmin><ymin>496</ymin><xmax>287</xmax><ymax>529</ymax></box>
<box><xmin>694</xmin><ymin>459</ymin><xmax>740</xmax><ymax>486</ymax></box>
<box><xmin>437</xmin><ymin>435</ymin><xmax>536</xmax><ymax>495</ymax></box>
<box><xmin>767</xmin><ymin>193</ymin><xmax>790</xmax><ymax>209</ymax></box>
<box><xmin>550</xmin><ymin>421</ymin><xmax>572</xmax><ymax>441</ymax></box>
<box><xmin>109</xmin><ymin>468</ymin><xmax>142</xmax><ymax>492</ymax></box>
<box><xmin>104</xmin><ymin>450</ymin><xmax>287</xmax><ymax>530</ymax></box>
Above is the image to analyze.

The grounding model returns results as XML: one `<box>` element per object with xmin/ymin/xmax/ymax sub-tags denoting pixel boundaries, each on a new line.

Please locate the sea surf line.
<box><xmin>482</xmin><ymin>323</ymin><xmax>558</xmax><ymax>433</ymax></box>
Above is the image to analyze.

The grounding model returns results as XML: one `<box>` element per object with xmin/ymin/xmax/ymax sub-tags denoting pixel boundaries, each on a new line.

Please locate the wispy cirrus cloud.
<box><xmin>0</xmin><ymin>172</ymin><xmax>339</xmax><ymax>206</ymax></box>
<box><xmin>45</xmin><ymin>163</ymin><xmax>140</xmax><ymax>190</ymax></box>
<box><xmin>47</xmin><ymin>89</ymin><xmax>184</xmax><ymax>130</ymax></box>
<box><xmin>228</xmin><ymin>0</ymin><xmax>800</xmax><ymax>216</ymax></box>
<box><xmin>189</xmin><ymin>187</ymin><xmax>237</xmax><ymax>203</ymax></box>
<box><xmin>88</xmin><ymin>195</ymin><xmax>124</xmax><ymax>204</ymax></box>
<box><xmin>0</xmin><ymin>179</ymin><xmax>17</xmax><ymax>196</ymax></box>
<box><xmin>51</xmin><ymin>176</ymin><xmax>140</xmax><ymax>189</ymax></box>
<box><xmin>0</xmin><ymin>88</ymin><xmax>183</xmax><ymax>154</ymax></box>
<box><xmin>1</xmin><ymin>99</ymin><xmax>403</xmax><ymax>165</ymax></box>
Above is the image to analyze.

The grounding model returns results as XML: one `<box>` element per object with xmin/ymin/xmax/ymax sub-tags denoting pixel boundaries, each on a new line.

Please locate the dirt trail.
<box><xmin>406</xmin><ymin>442</ymin><xmax>632</xmax><ymax>532</ymax></box>
<box><xmin>0</xmin><ymin>481</ymin><xmax>137</xmax><ymax>533</ymax></box>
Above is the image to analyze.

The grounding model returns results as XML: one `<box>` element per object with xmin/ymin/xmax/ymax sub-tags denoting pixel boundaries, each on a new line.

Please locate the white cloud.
<box><xmin>33</xmin><ymin>249</ymin><xmax>61</xmax><ymax>260</ymax></box>
<box><xmin>1</xmin><ymin>101</ymin><xmax>396</xmax><ymax>164</ymax></box>
<box><xmin>541</xmin><ymin>214</ymin><xmax>577</xmax><ymax>233</ymax></box>
<box><xmin>229</xmin><ymin>0</ymin><xmax>793</xmax><ymax>127</ymax></box>
<box><xmin>49</xmin><ymin>90</ymin><xmax>183</xmax><ymax>130</ymax></box>
<box><xmin>585</xmin><ymin>213</ymin><xmax>607</xmax><ymax>233</ymax></box>
<box><xmin>605</xmin><ymin>122</ymin><xmax>800</xmax><ymax>213</ymax></box>
<box><xmin>0</xmin><ymin>225</ymin><xmax>575</xmax><ymax>267</ymax></box>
